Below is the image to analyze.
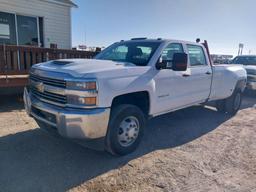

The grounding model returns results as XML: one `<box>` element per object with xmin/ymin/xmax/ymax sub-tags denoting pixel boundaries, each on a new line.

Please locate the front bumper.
<box><xmin>24</xmin><ymin>88</ymin><xmax>110</xmax><ymax>139</ymax></box>
<box><xmin>247</xmin><ymin>81</ymin><xmax>256</xmax><ymax>90</ymax></box>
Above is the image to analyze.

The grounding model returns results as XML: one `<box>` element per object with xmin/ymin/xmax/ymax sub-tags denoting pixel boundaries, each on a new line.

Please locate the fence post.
<box><xmin>3</xmin><ymin>44</ymin><xmax>7</xmax><ymax>76</ymax></box>
<box><xmin>3</xmin><ymin>44</ymin><xmax>8</xmax><ymax>82</ymax></box>
<box><xmin>17</xmin><ymin>47</ymin><xmax>21</xmax><ymax>70</ymax></box>
<box><xmin>0</xmin><ymin>45</ymin><xmax>4</xmax><ymax>73</ymax></box>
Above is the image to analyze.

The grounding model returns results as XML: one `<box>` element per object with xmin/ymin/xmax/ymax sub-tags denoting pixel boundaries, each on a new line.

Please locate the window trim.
<box><xmin>159</xmin><ymin>42</ymin><xmax>185</xmax><ymax>69</ymax></box>
<box><xmin>161</xmin><ymin>42</ymin><xmax>185</xmax><ymax>58</ymax></box>
<box><xmin>186</xmin><ymin>44</ymin><xmax>208</xmax><ymax>67</ymax></box>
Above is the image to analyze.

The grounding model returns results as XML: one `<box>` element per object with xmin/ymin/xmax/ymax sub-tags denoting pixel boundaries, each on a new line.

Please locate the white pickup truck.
<box><xmin>232</xmin><ymin>55</ymin><xmax>256</xmax><ymax>91</ymax></box>
<box><xmin>24</xmin><ymin>38</ymin><xmax>247</xmax><ymax>155</ymax></box>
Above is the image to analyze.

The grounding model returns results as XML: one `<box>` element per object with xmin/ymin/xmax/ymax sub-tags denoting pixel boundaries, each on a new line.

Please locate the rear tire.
<box><xmin>216</xmin><ymin>90</ymin><xmax>242</xmax><ymax>115</ymax></box>
<box><xmin>225</xmin><ymin>90</ymin><xmax>242</xmax><ymax>115</ymax></box>
<box><xmin>105</xmin><ymin>104</ymin><xmax>145</xmax><ymax>156</ymax></box>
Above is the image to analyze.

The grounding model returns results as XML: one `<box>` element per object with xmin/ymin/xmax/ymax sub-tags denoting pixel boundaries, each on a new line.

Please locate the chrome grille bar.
<box><xmin>31</xmin><ymin>88</ymin><xmax>67</xmax><ymax>104</ymax></box>
<box><xmin>247</xmin><ymin>75</ymin><xmax>256</xmax><ymax>82</ymax></box>
<box><xmin>30</xmin><ymin>73</ymin><xmax>66</xmax><ymax>88</ymax></box>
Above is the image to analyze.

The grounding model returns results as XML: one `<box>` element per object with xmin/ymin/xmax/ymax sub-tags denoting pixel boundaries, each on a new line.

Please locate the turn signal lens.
<box><xmin>67</xmin><ymin>96</ymin><xmax>97</xmax><ymax>106</ymax></box>
<box><xmin>85</xmin><ymin>82</ymin><xmax>97</xmax><ymax>90</ymax></box>
<box><xmin>79</xmin><ymin>97</ymin><xmax>97</xmax><ymax>105</ymax></box>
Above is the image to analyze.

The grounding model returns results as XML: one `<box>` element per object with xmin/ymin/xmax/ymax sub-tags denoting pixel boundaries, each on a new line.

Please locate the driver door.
<box><xmin>154</xmin><ymin>43</ymin><xmax>194</xmax><ymax>114</ymax></box>
<box><xmin>155</xmin><ymin>43</ymin><xmax>189</xmax><ymax>113</ymax></box>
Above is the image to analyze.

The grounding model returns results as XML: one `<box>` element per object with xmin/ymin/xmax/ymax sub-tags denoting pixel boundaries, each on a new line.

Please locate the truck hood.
<box><xmin>32</xmin><ymin>59</ymin><xmax>149</xmax><ymax>78</ymax></box>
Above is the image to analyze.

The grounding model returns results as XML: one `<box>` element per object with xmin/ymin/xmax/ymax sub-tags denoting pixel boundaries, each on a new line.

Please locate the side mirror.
<box><xmin>172</xmin><ymin>53</ymin><xmax>188</xmax><ymax>71</ymax></box>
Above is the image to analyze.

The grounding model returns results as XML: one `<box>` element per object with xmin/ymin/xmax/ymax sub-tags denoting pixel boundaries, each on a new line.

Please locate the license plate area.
<box><xmin>31</xmin><ymin>106</ymin><xmax>57</xmax><ymax>125</ymax></box>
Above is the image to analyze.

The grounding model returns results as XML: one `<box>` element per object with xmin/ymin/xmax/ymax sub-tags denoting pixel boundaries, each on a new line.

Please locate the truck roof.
<box><xmin>122</xmin><ymin>38</ymin><xmax>202</xmax><ymax>45</ymax></box>
<box><xmin>235</xmin><ymin>55</ymin><xmax>256</xmax><ymax>57</ymax></box>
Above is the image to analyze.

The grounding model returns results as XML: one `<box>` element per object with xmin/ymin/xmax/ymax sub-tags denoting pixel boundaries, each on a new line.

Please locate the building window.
<box><xmin>0</xmin><ymin>11</ymin><xmax>44</xmax><ymax>47</ymax></box>
<box><xmin>17</xmin><ymin>15</ymin><xmax>38</xmax><ymax>46</ymax></box>
<box><xmin>39</xmin><ymin>17</ymin><xmax>44</xmax><ymax>47</ymax></box>
<box><xmin>0</xmin><ymin>23</ymin><xmax>10</xmax><ymax>39</ymax></box>
<box><xmin>0</xmin><ymin>12</ymin><xmax>17</xmax><ymax>45</ymax></box>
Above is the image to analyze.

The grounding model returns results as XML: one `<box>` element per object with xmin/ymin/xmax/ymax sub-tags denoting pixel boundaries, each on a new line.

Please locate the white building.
<box><xmin>0</xmin><ymin>0</ymin><xmax>77</xmax><ymax>49</ymax></box>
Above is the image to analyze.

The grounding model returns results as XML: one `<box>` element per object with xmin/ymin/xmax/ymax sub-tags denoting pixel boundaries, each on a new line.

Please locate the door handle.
<box><xmin>182</xmin><ymin>73</ymin><xmax>190</xmax><ymax>77</ymax></box>
<box><xmin>205</xmin><ymin>71</ymin><xmax>212</xmax><ymax>75</ymax></box>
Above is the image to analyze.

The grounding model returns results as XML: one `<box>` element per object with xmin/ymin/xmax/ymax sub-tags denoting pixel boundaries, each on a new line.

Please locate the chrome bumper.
<box><xmin>247</xmin><ymin>81</ymin><xmax>256</xmax><ymax>90</ymax></box>
<box><xmin>24</xmin><ymin>88</ymin><xmax>110</xmax><ymax>139</ymax></box>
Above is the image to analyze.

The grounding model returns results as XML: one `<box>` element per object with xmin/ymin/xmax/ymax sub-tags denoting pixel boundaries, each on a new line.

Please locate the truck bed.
<box><xmin>210</xmin><ymin>64</ymin><xmax>246</xmax><ymax>101</ymax></box>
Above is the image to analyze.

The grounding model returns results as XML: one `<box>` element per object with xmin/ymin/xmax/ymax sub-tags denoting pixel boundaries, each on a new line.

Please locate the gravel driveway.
<box><xmin>0</xmin><ymin>94</ymin><xmax>255</xmax><ymax>192</ymax></box>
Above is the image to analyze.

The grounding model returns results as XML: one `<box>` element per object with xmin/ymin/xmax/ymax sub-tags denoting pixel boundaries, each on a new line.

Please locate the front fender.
<box><xmin>97</xmin><ymin>72</ymin><xmax>156</xmax><ymax>109</ymax></box>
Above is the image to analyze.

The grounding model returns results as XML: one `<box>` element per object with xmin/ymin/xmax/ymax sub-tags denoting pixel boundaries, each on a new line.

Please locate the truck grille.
<box><xmin>247</xmin><ymin>75</ymin><xmax>256</xmax><ymax>82</ymax></box>
<box><xmin>31</xmin><ymin>87</ymin><xmax>67</xmax><ymax>105</ymax></box>
<box><xmin>29</xmin><ymin>73</ymin><xmax>67</xmax><ymax>105</ymax></box>
<box><xmin>30</xmin><ymin>73</ymin><xmax>66</xmax><ymax>88</ymax></box>
<box><xmin>246</xmin><ymin>69</ymin><xmax>256</xmax><ymax>75</ymax></box>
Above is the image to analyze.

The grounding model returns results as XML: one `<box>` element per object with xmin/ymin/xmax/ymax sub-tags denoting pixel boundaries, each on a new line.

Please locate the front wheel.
<box><xmin>105</xmin><ymin>104</ymin><xmax>146</xmax><ymax>156</ymax></box>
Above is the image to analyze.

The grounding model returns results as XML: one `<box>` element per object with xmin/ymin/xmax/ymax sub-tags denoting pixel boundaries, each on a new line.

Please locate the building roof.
<box><xmin>44</xmin><ymin>0</ymin><xmax>78</xmax><ymax>7</ymax></box>
<box><xmin>57</xmin><ymin>0</ymin><xmax>77</xmax><ymax>7</ymax></box>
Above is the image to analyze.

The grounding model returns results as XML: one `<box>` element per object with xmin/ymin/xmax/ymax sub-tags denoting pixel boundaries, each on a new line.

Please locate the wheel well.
<box><xmin>111</xmin><ymin>91</ymin><xmax>150</xmax><ymax>117</ymax></box>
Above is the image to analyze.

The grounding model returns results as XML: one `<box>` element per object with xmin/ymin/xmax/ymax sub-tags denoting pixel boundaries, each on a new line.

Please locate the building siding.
<box><xmin>0</xmin><ymin>0</ymin><xmax>72</xmax><ymax>49</ymax></box>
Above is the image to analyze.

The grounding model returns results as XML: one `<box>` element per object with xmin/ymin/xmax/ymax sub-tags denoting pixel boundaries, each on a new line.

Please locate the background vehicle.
<box><xmin>232</xmin><ymin>55</ymin><xmax>256</xmax><ymax>91</ymax></box>
<box><xmin>24</xmin><ymin>38</ymin><xmax>247</xmax><ymax>155</ymax></box>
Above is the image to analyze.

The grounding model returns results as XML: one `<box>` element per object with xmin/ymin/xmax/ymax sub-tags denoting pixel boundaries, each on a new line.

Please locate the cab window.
<box><xmin>187</xmin><ymin>45</ymin><xmax>207</xmax><ymax>66</ymax></box>
<box><xmin>161</xmin><ymin>43</ymin><xmax>184</xmax><ymax>67</ymax></box>
<box><xmin>95</xmin><ymin>41</ymin><xmax>161</xmax><ymax>66</ymax></box>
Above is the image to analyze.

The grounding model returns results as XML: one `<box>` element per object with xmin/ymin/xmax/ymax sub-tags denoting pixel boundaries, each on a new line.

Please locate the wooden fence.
<box><xmin>0</xmin><ymin>45</ymin><xmax>98</xmax><ymax>88</ymax></box>
<box><xmin>0</xmin><ymin>45</ymin><xmax>98</xmax><ymax>75</ymax></box>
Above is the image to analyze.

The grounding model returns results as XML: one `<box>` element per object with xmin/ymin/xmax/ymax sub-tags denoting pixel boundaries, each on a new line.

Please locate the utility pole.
<box><xmin>85</xmin><ymin>31</ymin><xmax>87</xmax><ymax>47</ymax></box>
<box><xmin>238</xmin><ymin>43</ymin><xmax>244</xmax><ymax>55</ymax></box>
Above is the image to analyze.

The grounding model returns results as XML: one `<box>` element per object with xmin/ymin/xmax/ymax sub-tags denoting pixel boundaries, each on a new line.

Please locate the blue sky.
<box><xmin>72</xmin><ymin>0</ymin><xmax>255</xmax><ymax>56</ymax></box>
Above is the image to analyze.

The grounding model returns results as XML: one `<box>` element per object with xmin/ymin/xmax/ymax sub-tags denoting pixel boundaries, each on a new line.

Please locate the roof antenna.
<box><xmin>196</xmin><ymin>38</ymin><xmax>201</xmax><ymax>43</ymax></box>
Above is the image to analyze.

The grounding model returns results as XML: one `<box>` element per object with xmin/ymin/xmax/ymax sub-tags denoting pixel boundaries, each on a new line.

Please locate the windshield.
<box><xmin>232</xmin><ymin>56</ymin><xmax>256</xmax><ymax>66</ymax></box>
<box><xmin>95</xmin><ymin>41</ymin><xmax>161</xmax><ymax>66</ymax></box>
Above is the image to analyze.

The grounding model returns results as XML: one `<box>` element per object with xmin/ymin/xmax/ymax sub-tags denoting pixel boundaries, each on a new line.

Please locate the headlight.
<box><xmin>66</xmin><ymin>80</ymin><xmax>98</xmax><ymax>106</ymax></box>
<box><xmin>66</xmin><ymin>81</ymin><xmax>97</xmax><ymax>90</ymax></box>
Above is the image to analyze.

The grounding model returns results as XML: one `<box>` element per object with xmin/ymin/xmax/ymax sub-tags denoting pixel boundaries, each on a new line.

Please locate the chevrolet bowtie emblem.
<box><xmin>35</xmin><ymin>82</ymin><xmax>45</xmax><ymax>93</ymax></box>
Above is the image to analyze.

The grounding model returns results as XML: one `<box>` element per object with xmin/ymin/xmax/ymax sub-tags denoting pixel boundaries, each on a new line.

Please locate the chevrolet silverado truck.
<box><xmin>24</xmin><ymin>38</ymin><xmax>247</xmax><ymax>155</ymax></box>
<box><xmin>232</xmin><ymin>55</ymin><xmax>256</xmax><ymax>91</ymax></box>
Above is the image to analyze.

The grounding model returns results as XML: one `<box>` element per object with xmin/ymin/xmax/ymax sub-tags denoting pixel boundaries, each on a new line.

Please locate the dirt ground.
<box><xmin>0</xmin><ymin>94</ymin><xmax>255</xmax><ymax>192</ymax></box>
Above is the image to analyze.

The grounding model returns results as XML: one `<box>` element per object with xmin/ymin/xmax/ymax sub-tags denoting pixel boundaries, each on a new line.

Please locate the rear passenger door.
<box><xmin>186</xmin><ymin>44</ymin><xmax>212</xmax><ymax>102</ymax></box>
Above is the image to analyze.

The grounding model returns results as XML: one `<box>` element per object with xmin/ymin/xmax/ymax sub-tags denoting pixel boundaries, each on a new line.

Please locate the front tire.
<box><xmin>105</xmin><ymin>104</ymin><xmax>146</xmax><ymax>156</ymax></box>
